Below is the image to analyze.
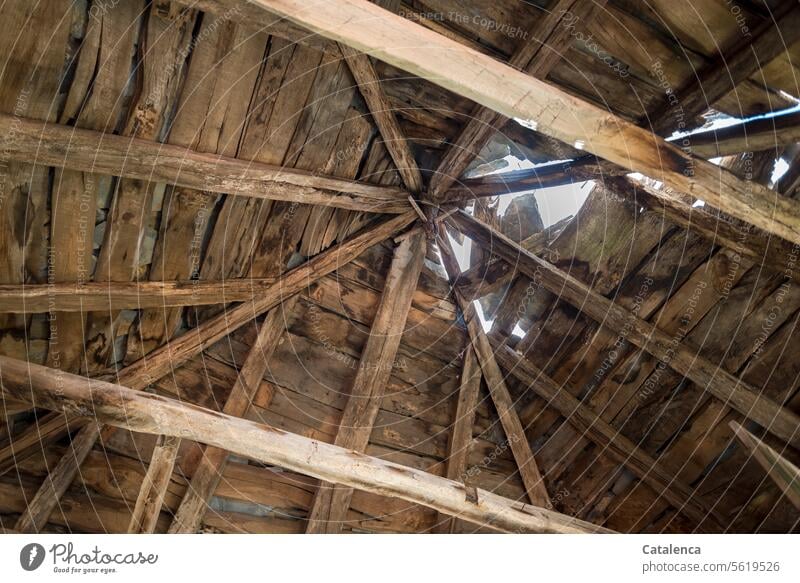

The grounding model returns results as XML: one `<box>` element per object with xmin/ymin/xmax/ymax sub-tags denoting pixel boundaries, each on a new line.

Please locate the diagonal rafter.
<box><xmin>438</xmin><ymin>228</ymin><xmax>551</xmax><ymax>508</ymax></box>
<box><xmin>428</xmin><ymin>0</ymin><xmax>604</xmax><ymax>200</ymax></box>
<box><xmin>244</xmin><ymin>0</ymin><xmax>800</xmax><ymax>245</ymax></box>
<box><xmin>306</xmin><ymin>230</ymin><xmax>427</xmax><ymax>533</ymax></box>
<box><xmin>167</xmin><ymin>296</ymin><xmax>299</xmax><ymax>533</ymax></box>
<box><xmin>9</xmin><ymin>212</ymin><xmax>414</xmax><ymax>532</ymax></box>
<box><xmin>450</xmin><ymin>210</ymin><xmax>800</xmax><ymax>448</ymax></box>
<box><xmin>0</xmin><ymin>357</ymin><xmax>612</xmax><ymax>534</ymax></box>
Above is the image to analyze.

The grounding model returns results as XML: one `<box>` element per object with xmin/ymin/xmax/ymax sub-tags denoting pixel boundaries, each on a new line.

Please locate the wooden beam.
<box><xmin>621</xmin><ymin>176</ymin><xmax>798</xmax><ymax>274</ymax></box>
<box><xmin>434</xmin><ymin>346</ymin><xmax>481</xmax><ymax>533</ymax></box>
<box><xmin>0</xmin><ymin>413</ymin><xmax>87</xmax><ymax>477</ymax></box>
<box><xmin>127</xmin><ymin>434</ymin><xmax>180</xmax><ymax>534</ymax></box>
<box><xmin>685</xmin><ymin>110</ymin><xmax>800</xmax><ymax>159</ymax></box>
<box><xmin>491</xmin><ymin>340</ymin><xmax>724</xmax><ymax>527</ymax></box>
<box><xmin>341</xmin><ymin>45</ymin><xmax>423</xmax><ymax>192</ymax></box>
<box><xmin>246</xmin><ymin>0</ymin><xmax>800</xmax><ymax>244</ymax></box>
<box><xmin>649</xmin><ymin>3</ymin><xmax>800</xmax><ymax>135</ymax></box>
<box><xmin>455</xmin><ymin>216</ymin><xmax>571</xmax><ymax>301</ymax></box>
<box><xmin>428</xmin><ymin>0</ymin><xmax>604</xmax><ymax>200</ymax></box>
<box><xmin>0</xmin><ymin>278</ymin><xmax>278</xmax><ymax>313</ymax></box>
<box><xmin>0</xmin><ymin>355</ymin><xmax>610</xmax><ymax>534</ymax></box>
<box><xmin>13</xmin><ymin>422</ymin><xmax>101</xmax><ymax>533</ymax></box>
<box><xmin>450</xmin><ymin>210</ymin><xmax>800</xmax><ymax>447</ymax></box>
<box><xmin>730</xmin><ymin>421</ymin><xmax>800</xmax><ymax>510</ymax></box>
<box><xmin>306</xmin><ymin>231</ymin><xmax>427</xmax><ymax>533</ymax></box>
<box><xmin>0</xmin><ymin>114</ymin><xmax>410</xmax><ymax>213</ymax></box>
<box><xmin>443</xmin><ymin>157</ymin><xmax>619</xmax><ymax>203</ymax></box>
<box><xmin>168</xmin><ymin>297</ymin><xmax>298</xmax><ymax>533</ymax></box>
<box><xmin>8</xmin><ymin>213</ymin><xmax>414</xmax><ymax>531</ymax></box>
<box><xmin>438</xmin><ymin>230</ymin><xmax>550</xmax><ymax>507</ymax></box>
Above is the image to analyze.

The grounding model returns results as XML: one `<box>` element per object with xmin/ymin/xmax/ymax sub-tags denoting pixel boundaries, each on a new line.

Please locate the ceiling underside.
<box><xmin>0</xmin><ymin>0</ymin><xmax>799</xmax><ymax>534</ymax></box>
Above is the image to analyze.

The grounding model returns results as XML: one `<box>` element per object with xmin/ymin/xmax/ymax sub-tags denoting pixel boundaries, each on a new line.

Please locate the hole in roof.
<box><xmin>771</xmin><ymin>157</ymin><xmax>790</xmax><ymax>186</ymax></box>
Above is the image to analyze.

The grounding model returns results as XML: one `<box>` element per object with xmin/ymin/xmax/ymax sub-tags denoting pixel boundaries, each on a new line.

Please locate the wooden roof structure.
<box><xmin>1</xmin><ymin>0</ymin><xmax>799</xmax><ymax>534</ymax></box>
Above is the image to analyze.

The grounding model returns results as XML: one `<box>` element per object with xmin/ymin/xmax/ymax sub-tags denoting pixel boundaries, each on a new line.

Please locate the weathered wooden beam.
<box><xmin>491</xmin><ymin>340</ymin><xmax>725</xmax><ymax>528</ymax></box>
<box><xmin>685</xmin><ymin>110</ymin><xmax>800</xmax><ymax>159</ymax></box>
<box><xmin>0</xmin><ymin>114</ymin><xmax>410</xmax><ymax>213</ymax></box>
<box><xmin>451</xmin><ymin>210</ymin><xmax>800</xmax><ymax>447</ymax></box>
<box><xmin>306</xmin><ymin>231</ymin><xmax>427</xmax><ymax>533</ymax></box>
<box><xmin>341</xmin><ymin>44</ymin><xmax>423</xmax><ymax>192</ymax></box>
<box><xmin>730</xmin><ymin>421</ymin><xmax>800</xmax><ymax>511</ymax></box>
<box><xmin>0</xmin><ymin>413</ymin><xmax>87</xmax><ymax>477</ymax></box>
<box><xmin>434</xmin><ymin>346</ymin><xmax>481</xmax><ymax>533</ymax></box>
<box><xmin>438</xmin><ymin>230</ymin><xmax>550</xmax><ymax>508</ymax></box>
<box><xmin>247</xmin><ymin>0</ymin><xmax>800</xmax><ymax>244</ymax></box>
<box><xmin>428</xmin><ymin>0</ymin><xmax>604</xmax><ymax>200</ymax></box>
<box><xmin>455</xmin><ymin>215</ymin><xmax>571</xmax><ymax>301</ymax></box>
<box><xmin>621</xmin><ymin>176</ymin><xmax>798</xmax><ymax>274</ymax></box>
<box><xmin>9</xmin><ymin>213</ymin><xmax>415</xmax><ymax>531</ymax></box>
<box><xmin>127</xmin><ymin>434</ymin><xmax>180</xmax><ymax>534</ymax></box>
<box><xmin>168</xmin><ymin>297</ymin><xmax>298</xmax><ymax>533</ymax></box>
<box><xmin>649</xmin><ymin>3</ymin><xmax>800</xmax><ymax>135</ymax></box>
<box><xmin>13</xmin><ymin>421</ymin><xmax>101</xmax><ymax>533</ymax></box>
<box><xmin>0</xmin><ymin>355</ymin><xmax>610</xmax><ymax>534</ymax></box>
<box><xmin>0</xmin><ymin>278</ymin><xmax>278</xmax><ymax>313</ymax></box>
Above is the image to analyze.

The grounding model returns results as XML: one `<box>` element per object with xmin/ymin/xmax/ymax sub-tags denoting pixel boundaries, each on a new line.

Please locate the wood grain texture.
<box><xmin>168</xmin><ymin>297</ymin><xmax>298</xmax><ymax>533</ymax></box>
<box><xmin>438</xmin><ymin>230</ymin><xmax>550</xmax><ymax>508</ymax></box>
<box><xmin>0</xmin><ymin>114</ymin><xmax>411</xmax><ymax>213</ymax></box>
<box><xmin>306</xmin><ymin>231</ymin><xmax>427</xmax><ymax>533</ymax></box>
<box><xmin>247</xmin><ymin>0</ymin><xmax>800</xmax><ymax>245</ymax></box>
<box><xmin>451</xmin><ymin>210</ymin><xmax>800</xmax><ymax>447</ymax></box>
<box><xmin>0</xmin><ymin>355</ymin><xmax>610</xmax><ymax>534</ymax></box>
<box><xmin>0</xmin><ymin>279</ymin><xmax>277</xmax><ymax>313</ymax></box>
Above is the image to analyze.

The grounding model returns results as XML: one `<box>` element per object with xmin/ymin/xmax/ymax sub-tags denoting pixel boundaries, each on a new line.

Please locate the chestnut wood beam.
<box><xmin>438</xmin><ymin>229</ymin><xmax>551</xmax><ymax>508</ymax></box>
<box><xmin>649</xmin><ymin>3</ymin><xmax>800</xmax><ymax>135</ymax></box>
<box><xmin>491</xmin><ymin>340</ymin><xmax>725</xmax><ymax>528</ymax></box>
<box><xmin>168</xmin><ymin>297</ymin><xmax>298</xmax><ymax>533</ymax></box>
<box><xmin>7</xmin><ymin>213</ymin><xmax>415</xmax><ymax>532</ymax></box>
<box><xmin>341</xmin><ymin>44</ymin><xmax>423</xmax><ymax>192</ymax></box>
<box><xmin>730</xmin><ymin>421</ymin><xmax>800</xmax><ymax>511</ymax></box>
<box><xmin>618</xmin><ymin>176</ymin><xmax>798</xmax><ymax>274</ymax></box>
<box><xmin>127</xmin><ymin>434</ymin><xmax>180</xmax><ymax>534</ymax></box>
<box><xmin>0</xmin><ymin>114</ymin><xmax>410</xmax><ymax>213</ymax></box>
<box><xmin>245</xmin><ymin>0</ymin><xmax>800</xmax><ymax>245</ymax></box>
<box><xmin>0</xmin><ymin>355</ymin><xmax>610</xmax><ymax>534</ymax></box>
<box><xmin>13</xmin><ymin>421</ymin><xmax>101</xmax><ymax>533</ymax></box>
<box><xmin>434</xmin><ymin>346</ymin><xmax>481</xmax><ymax>533</ymax></box>
<box><xmin>306</xmin><ymin>231</ymin><xmax>427</xmax><ymax>533</ymax></box>
<box><xmin>450</xmin><ymin>210</ymin><xmax>800</xmax><ymax>447</ymax></box>
<box><xmin>0</xmin><ymin>279</ymin><xmax>278</xmax><ymax>313</ymax></box>
<box><xmin>428</xmin><ymin>0</ymin><xmax>604</xmax><ymax>200</ymax></box>
<box><xmin>686</xmin><ymin>110</ymin><xmax>800</xmax><ymax>159</ymax></box>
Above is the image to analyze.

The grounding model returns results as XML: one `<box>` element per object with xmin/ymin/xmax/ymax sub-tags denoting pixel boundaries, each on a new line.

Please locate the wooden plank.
<box><xmin>0</xmin><ymin>279</ymin><xmax>277</xmax><ymax>313</ymax></box>
<box><xmin>6</xmin><ymin>213</ymin><xmax>414</xmax><ymax>529</ymax></box>
<box><xmin>127</xmin><ymin>434</ymin><xmax>180</xmax><ymax>533</ymax></box>
<box><xmin>729</xmin><ymin>421</ymin><xmax>800</xmax><ymax>511</ymax></box>
<box><xmin>491</xmin><ymin>341</ymin><xmax>724</xmax><ymax>528</ymax></box>
<box><xmin>649</xmin><ymin>3</ymin><xmax>800</xmax><ymax>134</ymax></box>
<box><xmin>341</xmin><ymin>45</ymin><xmax>423</xmax><ymax>192</ymax></box>
<box><xmin>0</xmin><ymin>355</ymin><xmax>611</xmax><ymax>534</ymax></box>
<box><xmin>451</xmin><ymin>210</ymin><xmax>800</xmax><ymax>447</ymax></box>
<box><xmin>168</xmin><ymin>297</ymin><xmax>298</xmax><ymax>533</ymax></box>
<box><xmin>245</xmin><ymin>0</ymin><xmax>800</xmax><ymax>245</ymax></box>
<box><xmin>13</xmin><ymin>421</ymin><xmax>101</xmax><ymax>532</ymax></box>
<box><xmin>306</xmin><ymin>231</ymin><xmax>427</xmax><ymax>533</ymax></box>
<box><xmin>686</xmin><ymin>110</ymin><xmax>800</xmax><ymax>159</ymax></box>
<box><xmin>428</xmin><ymin>0</ymin><xmax>603</xmax><ymax>200</ymax></box>
<box><xmin>438</xmin><ymin>230</ymin><xmax>550</xmax><ymax>508</ymax></box>
<box><xmin>0</xmin><ymin>114</ymin><xmax>411</xmax><ymax>213</ymax></box>
<box><xmin>434</xmin><ymin>346</ymin><xmax>481</xmax><ymax>533</ymax></box>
